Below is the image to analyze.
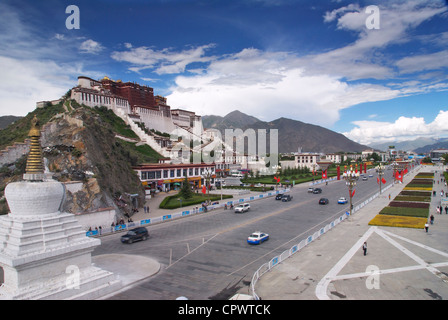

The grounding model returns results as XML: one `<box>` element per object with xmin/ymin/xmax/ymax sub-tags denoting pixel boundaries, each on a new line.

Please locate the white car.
<box><xmin>234</xmin><ymin>203</ymin><xmax>250</xmax><ymax>213</ymax></box>
<box><xmin>337</xmin><ymin>197</ymin><xmax>348</xmax><ymax>204</ymax></box>
<box><xmin>247</xmin><ymin>231</ymin><xmax>269</xmax><ymax>244</ymax></box>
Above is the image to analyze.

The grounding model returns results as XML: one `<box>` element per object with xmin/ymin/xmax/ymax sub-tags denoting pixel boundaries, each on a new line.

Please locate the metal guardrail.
<box><xmin>249</xmin><ymin>183</ymin><xmax>393</xmax><ymax>300</ymax></box>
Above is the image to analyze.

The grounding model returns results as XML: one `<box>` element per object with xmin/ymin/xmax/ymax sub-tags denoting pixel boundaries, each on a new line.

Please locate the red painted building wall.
<box><xmin>101</xmin><ymin>78</ymin><xmax>156</xmax><ymax>108</ymax></box>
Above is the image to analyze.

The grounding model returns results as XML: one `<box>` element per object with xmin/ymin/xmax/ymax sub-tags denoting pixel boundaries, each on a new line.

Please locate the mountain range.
<box><xmin>202</xmin><ymin>110</ymin><xmax>369</xmax><ymax>154</ymax></box>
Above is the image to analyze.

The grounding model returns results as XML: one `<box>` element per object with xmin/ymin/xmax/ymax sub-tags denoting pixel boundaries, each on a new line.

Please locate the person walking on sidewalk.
<box><xmin>425</xmin><ymin>222</ymin><xmax>429</xmax><ymax>233</ymax></box>
<box><xmin>363</xmin><ymin>242</ymin><xmax>367</xmax><ymax>256</ymax></box>
<box><xmin>430</xmin><ymin>214</ymin><xmax>434</xmax><ymax>225</ymax></box>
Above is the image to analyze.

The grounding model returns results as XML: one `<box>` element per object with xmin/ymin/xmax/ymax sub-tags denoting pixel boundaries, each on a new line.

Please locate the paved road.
<box><xmin>92</xmin><ymin>168</ymin><xmax>396</xmax><ymax>299</ymax></box>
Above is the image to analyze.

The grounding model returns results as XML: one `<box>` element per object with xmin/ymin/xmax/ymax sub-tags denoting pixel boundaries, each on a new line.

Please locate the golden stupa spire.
<box><xmin>24</xmin><ymin>115</ymin><xmax>45</xmax><ymax>181</ymax></box>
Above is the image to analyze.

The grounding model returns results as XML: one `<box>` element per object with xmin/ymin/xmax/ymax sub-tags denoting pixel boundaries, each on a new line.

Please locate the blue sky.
<box><xmin>0</xmin><ymin>0</ymin><xmax>447</xmax><ymax>146</ymax></box>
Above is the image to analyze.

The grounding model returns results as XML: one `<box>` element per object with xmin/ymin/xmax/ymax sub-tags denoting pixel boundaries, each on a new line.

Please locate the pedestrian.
<box><xmin>430</xmin><ymin>214</ymin><xmax>434</xmax><ymax>225</ymax></box>
<box><xmin>363</xmin><ymin>242</ymin><xmax>367</xmax><ymax>256</ymax></box>
<box><xmin>425</xmin><ymin>222</ymin><xmax>429</xmax><ymax>233</ymax></box>
<box><xmin>445</xmin><ymin>206</ymin><xmax>448</xmax><ymax>214</ymax></box>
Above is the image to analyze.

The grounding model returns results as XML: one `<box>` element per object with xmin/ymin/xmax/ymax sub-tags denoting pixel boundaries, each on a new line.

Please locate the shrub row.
<box><xmin>393</xmin><ymin>195</ymin><xmax>431</xmax><ymax>202</ymax></box>
<box><xmin>389</xmin><ymin>201</ymin><xmax>430</xmax><ymax>209</ymax></box>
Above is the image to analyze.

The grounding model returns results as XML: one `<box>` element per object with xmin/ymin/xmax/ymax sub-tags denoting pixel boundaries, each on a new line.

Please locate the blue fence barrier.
<box><xmin>86</xmin><ymin>188</ymin><xmax>290</xmax><ymax>237</ymax></box>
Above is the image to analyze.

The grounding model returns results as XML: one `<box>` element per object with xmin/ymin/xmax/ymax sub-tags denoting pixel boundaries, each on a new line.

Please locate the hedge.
<box><xmin>159</xmin><ymin>193</ymin><xmax>233</xmax><ymax>209</ymax></box>
<box><xmin>393</xmin><ymin>195</ymin><xmax>431</xmax><ymax>202</ymax></box>
<box><xmin>379</xmin><ymin>206</ymin><xmax>429</xmax><ymax>218</ymax></box>
<box><xmin>399</xmin><ymin>190</ymin><xmax>431</xmax><ymax>197</ymax></box>
<box><xmin>369</xmin><ymin>214</ymin><xmax>427</xmax><ymax>229</ymax></box>
<box><xmin>389</xmin><ymin>201</ymin><xmax>430</xmax><ymax>208</ymax></box>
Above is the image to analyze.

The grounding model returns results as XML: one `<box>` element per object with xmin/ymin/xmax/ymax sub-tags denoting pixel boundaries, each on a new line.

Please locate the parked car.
<box><xmin>234</xmin><ymin>203</ymin><xmax>250</xmax><ymax>213</ymax></box>
<box><xmin>275</xmin><ymin>194</ymin><xmax>283</xmax><ymax>200</ymax></box>
<box><xmin>121</xmin><ymin>227</ymin><xmax>149</xmax><ymax>244</ymax></box>
<box><xmin>319</xmin><ymin>198</ymin><xmax>329</xmax><ymax>205</ymax></box>
<box><xmin>307</xmin><ymin>187</ymin><xmax>315</xmax><ymax>193</ymax></box>
<box><xmin>362</xmin><ymin>176</ymin><xmax>368</xmax><ymax>181</ymax></box>
<box><xmin>247</xmin><ymin>231</ymin><xmax>269</xmax><ymax>244</ymax></box>
<box><xmin>281</xmin><ymin>194</ymin><xmax>293</xmax><ymax>202</ymax></box>
<box><xmin>337</xmin><ymin>197</ymin><xmax>348</xmax><ymax>204</ymax></box>
<box><xmin>313</xmin><ymin>188</ymin><xmax>322</xmax><ymax>194</ymax></box>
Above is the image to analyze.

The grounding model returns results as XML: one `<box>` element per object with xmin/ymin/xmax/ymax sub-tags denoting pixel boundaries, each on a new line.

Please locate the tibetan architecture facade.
<box><xmin>133</xmin><ymin>163</ymin><xmax>216</xmax><ymax>193</ymax></box>
<box><xmin>70</xmin><ymin>76</ymin><xmax>203</xmax><ymax>135</ymax></box>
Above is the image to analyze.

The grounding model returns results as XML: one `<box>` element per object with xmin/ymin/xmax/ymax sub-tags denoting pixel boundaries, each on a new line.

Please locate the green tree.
<box><xmin>422</xmin><ymin>156</ymin><xmax>432</xmax><ymax>164</ymax></box>
<box><xmin>441</xmin><ymin>153</ymin><xmax>448</xmax><ymax>165</ymax></box>
<box><xmin>179</xmin><ymin>177</ymin><xmax>193</xmax><ymax>199</ymax></box>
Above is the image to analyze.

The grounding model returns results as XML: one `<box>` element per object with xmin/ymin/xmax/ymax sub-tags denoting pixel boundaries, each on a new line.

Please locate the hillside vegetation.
<box><xmin>0</xmin><ymin>99</ymin><xmax>164</xmax><ymax>215</ymax></box>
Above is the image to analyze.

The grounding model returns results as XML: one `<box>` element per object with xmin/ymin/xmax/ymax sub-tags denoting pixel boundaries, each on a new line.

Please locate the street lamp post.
<box><xmin>202</xmin><ymin>168</ymin><xmax>213</xmax><ymax>205</ymax></box>
<box><xmin>342</xmin><ymin>165</ymin><xmax>360</xmax><ymax>218</ymax></box>
<box><xmin>376</xmin><ymin>163</ymin><xmax>385</xmax><ymax>195</ymax></box>
<box><xmin>391</xmin><ymin>161</ymin><xmax>398</xmax><ymax>184</ymax></box>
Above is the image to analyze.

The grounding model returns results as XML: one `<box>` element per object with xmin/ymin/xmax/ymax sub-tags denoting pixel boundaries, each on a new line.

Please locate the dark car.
<box><xmin>275</xmin><ymin>194</ymin><xmax>283</xmax><ymax>200</ymax></box>
<box><xmin>319</xmin><ymin>198</ymin><xmax>329</xmax><ymax>205</ymax></box>
<box><xmin>121</xmin><ymin>227</ymin><xmax>149</xmax><ymax>244</ymax></box>
<box><xmin>281</xmin><ymin>194</ymin><xmax>293</xmax><ymax>202</ymax></box>
<box><xmin>313</xmin><ymin>188</ymin><xmax>322</xmax><ymax>194</ymax></box>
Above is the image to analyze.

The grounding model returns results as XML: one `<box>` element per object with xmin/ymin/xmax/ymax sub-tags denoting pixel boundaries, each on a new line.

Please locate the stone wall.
<box><xmin>0</xmin><ymin>140</ymin><xmax>30</xmax><ymax>167</ymax></box>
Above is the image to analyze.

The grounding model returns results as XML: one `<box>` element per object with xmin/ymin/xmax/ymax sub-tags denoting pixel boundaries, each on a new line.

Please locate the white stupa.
<box><xmin>0</xmin><ymin>116</ymin><xmax>121</xmax><ymax>299</ymax></box>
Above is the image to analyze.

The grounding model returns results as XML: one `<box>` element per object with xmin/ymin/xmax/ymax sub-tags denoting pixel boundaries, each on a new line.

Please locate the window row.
<box><xmin>140</xmin><ymin>167</ymin><xmax>215</xmax><ymax>180</ymax></box>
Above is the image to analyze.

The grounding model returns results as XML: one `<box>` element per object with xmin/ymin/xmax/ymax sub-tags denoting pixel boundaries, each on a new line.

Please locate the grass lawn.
<box><xmin>159</xmin><ymin>193</ymin><xmax>233</xmax><ymax>209</ymax></box>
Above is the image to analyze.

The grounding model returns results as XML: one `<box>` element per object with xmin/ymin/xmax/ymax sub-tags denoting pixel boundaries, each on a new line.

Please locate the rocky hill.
<box><xmin>0</xmin><ymin>116</ymin><xmax>22</xmax><ymax>130</ymax></box>
<box><xmin>202</xmin><ymin>110</ymin><xmax>260</xmax><ymax>132</ymax></box>
<box><xmin>203</xmin><ymin>111</ymin><xmax>368</xmax><ymax>153</ymax></box>
<box><xmin>0</xmin><ymin>99</ymin><xmax>164</xmax><ymax>216</ymax></box>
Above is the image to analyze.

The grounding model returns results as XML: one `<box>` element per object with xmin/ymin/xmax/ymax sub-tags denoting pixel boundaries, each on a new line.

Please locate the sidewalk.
<box><xmin>252</xmin><ymin>166</ymin><xmax>448</xmax><ymax>300</ymax></box>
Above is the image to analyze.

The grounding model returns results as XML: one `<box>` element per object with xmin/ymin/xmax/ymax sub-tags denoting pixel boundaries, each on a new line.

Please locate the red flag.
<box><xmin>377</xmin><ymin>177</ymin><xmax>380</xmax><ymax>184</ymax></box>
<box><xmin>350</xmin><ymin>189</ymin><xmax>356</xmax><ymax>197</ymax></box>
<box><xmin>381</xmin><ymin>177</ymin><xmax>386</xmax><ymax>184</ymax></box>
<box><xmin>274</xmin><ymin>176</ymin><xmax>280</xmax><ymax>183</ymax></box>
<box><xmin>202</xmin><ymin>185</ymin><xmax>206</xmax><ymax>194</ymax></box>
<box><xmin>322</xmin><ymin>170</ymin><xmax>327</xmax><ymax>179</ymax></box>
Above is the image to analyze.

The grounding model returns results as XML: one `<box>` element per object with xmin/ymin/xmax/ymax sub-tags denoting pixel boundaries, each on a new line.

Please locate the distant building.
<box><xmin>71</xmin><ymin>76</ymin><xmax>130</xmax><ymax>114</ymax></box>
<box><xmin>295</xmin><ymin>153</ymin><xmax>321</xmax><ymax>171</ymax></box>
<box><xmin>430</xmin><ymin>148</ymin><xmax>448</xmax><ymax>161</ymax></box>
<box><xmin>133</xmin><ymin>163</ymin><xmax>216</xmax><ymax>192</ymax></box>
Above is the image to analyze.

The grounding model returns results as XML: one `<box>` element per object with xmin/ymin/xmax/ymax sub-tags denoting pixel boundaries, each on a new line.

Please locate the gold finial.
<box><xmin>24</xmin><ymin>115</ymin><xmax>45</xmax><ymax>179</ymax></box>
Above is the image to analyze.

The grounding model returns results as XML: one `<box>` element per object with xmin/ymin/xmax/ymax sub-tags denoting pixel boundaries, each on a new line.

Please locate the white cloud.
<box><xmin>166</xmin><ymin>49</ymin><xmax>400</xmax><ymax>125</ymax></box>
<box><xmin>396</xmin><ymin>50</ymin><xmax>448</xmax><ymax>74</ymax></box>
<box><xmin>343</xmin><ymin>110</ymin><xmax>448</xmax><ymax>145</ymax></box>
<box><xmin>0</xmin><ymin>3</ymin><xmax>104</xmax><ymax>116</ymax></box>
<box><xmin>0</xmin><ymin>56</ymin><xmax>76</xmax><ymax>116</ymax></box>
<box><xmin>79</xmin><ymin>39</ymin><xmax>105</xmax><ymax>54</ymax></box>
<box><xmin>311</xmin><ymin>1</ymin><xmax>448</xmax><ymax>80</ymax></box>
<box><xmin>164</xmin><ymin>1</ymin><xmax>447</xmax><ymax>128</ymax></box>
<box><xmin>111</xmin><ymin>44</ymin><xmax>216</xmax><ymax>75</ymax></box>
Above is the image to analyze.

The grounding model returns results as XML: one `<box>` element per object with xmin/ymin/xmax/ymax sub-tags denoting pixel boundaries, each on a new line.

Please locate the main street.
<box><xmin>92</xmin><ymin>169</ymin><xmax>393</xmax><ymax>300</ymax></box>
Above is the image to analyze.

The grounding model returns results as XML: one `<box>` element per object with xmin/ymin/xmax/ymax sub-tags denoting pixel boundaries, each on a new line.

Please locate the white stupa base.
<box><xmin>0</xmin><ymin>212</ymin><xmax>122</xmax><ymax>300</ymax></box>
<box><xmin>0</xmin><ymin>265</ymin><xmax>120</xmax><ymax>300</ymax></box>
